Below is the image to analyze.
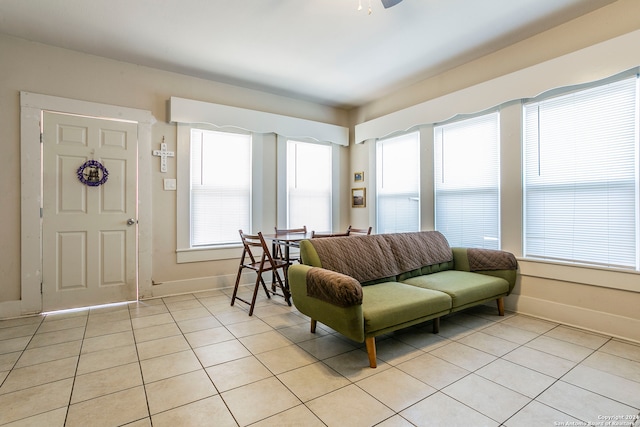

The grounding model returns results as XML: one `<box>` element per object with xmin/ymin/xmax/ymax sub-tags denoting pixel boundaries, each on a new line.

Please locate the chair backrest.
<box><xmin>239</xmin><ymin>230</ymin><xmax>276</xmax><ymax>265</ymax></box>
<box><xmin>274</xmin><ymin>225</ymin><xmax>307</xmax><ymax>234</ymax></box>
<box><xmin>311</xmin><ymin>230</ymin><xmax>350</xmax><ymax>238</ymax></box>
<box><xmin>348</xmin><ymin>225</ymin><xmax>372</xmax><ymax>235</ymax></box>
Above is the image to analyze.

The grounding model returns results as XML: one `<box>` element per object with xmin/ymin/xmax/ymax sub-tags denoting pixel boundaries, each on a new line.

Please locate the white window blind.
<box><xmin>287</xmin><ymin>140</ymin><xmax>332</xmax><ymax>232</ymax></box>
<box><xmin>190</xmin><ymin>129</ymin><xmax>251</xmax><ymax>246</ymax></box>
<box><xmin>434</xmin><ymin>113</ymin><xmax>500</xmax><ymax>249</ymax></box>
<box><xmin>376</xmin><ymin>132</ymin><xmax>420</xmax><ymax>233</ymax></box>
<box><xmin>523</xmin><ymin>76</ymin><xmax>638</xmax><ymax>269</ymax></box>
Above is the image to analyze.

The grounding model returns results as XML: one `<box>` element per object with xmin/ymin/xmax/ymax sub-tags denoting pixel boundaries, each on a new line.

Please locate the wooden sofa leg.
<box><xmin>365</xmin><ymin>337</ymin><xmax>377</xmax><ymax>368</ymax></box>
<box><xmin>310</xmin><ymin>319</ymin><xmax>317</xmax><ymax>333</ymax></box>
<box><xmin>497</xmin><ymin>297</ymin><xmax>505</xmax><ymax>316</ymax></box>
<box><xmin>432</xmin><ymin>317</ymin><xmax>440</xmax><ymax>334</ymax></box>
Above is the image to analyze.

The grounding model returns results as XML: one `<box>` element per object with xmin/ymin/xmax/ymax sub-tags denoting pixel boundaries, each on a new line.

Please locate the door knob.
<box><xmin>127</xmin><ymin>218</ymin><xmax>137</xmax><ymax>226</ymax></box>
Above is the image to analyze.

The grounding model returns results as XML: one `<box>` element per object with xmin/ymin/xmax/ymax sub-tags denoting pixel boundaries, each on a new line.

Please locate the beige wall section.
<box><xmin>0</xmin><ymin>33</ymin><xmax>349</xmax><ymax>305</ymax></box>
<box><xmin>348</xmin><ymin>0</ymin><xmax>640</xmax><ymax>342</ymax></box>
<box><xmin>347</xmin><ymin>141</ymin><xmax>371</xmax><ymax>230</ymax></box>
<box><xmin>508</xmin><ymin>274</ymin><xmax>640</xmax><ymax>343</ymax></box>
<box><xmin>336</xmin><ymin>144</ymin><xmax>352</xmax><ymax>233</ymax></box>
<box><xmin>353</xmin><ymin>0</ymin><xmax>640</xmax><ymax>123</ymax></box>
<box><xmin>3</xmin><ymin>0</ymin><xmax>640</xmax><ymax>342</ymax></box>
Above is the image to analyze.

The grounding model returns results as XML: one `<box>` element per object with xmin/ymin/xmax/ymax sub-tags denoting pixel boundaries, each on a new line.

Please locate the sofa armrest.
<box><xmin>288</xmin><ymin>264</ymin><xmax>365</xmax><ymax>342</ymax></box>
<box><xmin>452</xmin><ymin>247</ymin><xmax>518</xmax><ymax>294</ymax></box>
<box><xmin>306</xmin><ymin>267</ymin><xmax>363</xmax><ymax>307</ymax></box>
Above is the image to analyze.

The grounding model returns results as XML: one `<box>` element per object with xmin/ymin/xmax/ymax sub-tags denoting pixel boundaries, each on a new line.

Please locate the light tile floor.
<box><xmin>1</xmin><ymin>287</ymin><xmax>640</xmax><ymax>426</ymax></box>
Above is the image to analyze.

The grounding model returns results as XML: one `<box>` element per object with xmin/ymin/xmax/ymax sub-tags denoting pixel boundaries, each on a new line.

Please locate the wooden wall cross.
<box><xmin>152</xmin><ymin>137</ymin><xmax>175</xmax><ymax>173</ymax></box>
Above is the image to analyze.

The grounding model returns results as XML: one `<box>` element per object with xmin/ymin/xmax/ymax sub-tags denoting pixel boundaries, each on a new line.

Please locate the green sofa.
<box><xmin>287</xmin><ymin>231</ymin><xmax>518</xmax><ymax>368</ymax></box>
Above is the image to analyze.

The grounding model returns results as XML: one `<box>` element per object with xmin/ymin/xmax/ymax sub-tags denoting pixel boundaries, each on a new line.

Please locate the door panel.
<box><xmin>101</xmin><ymin>158</ymin><xmax>127</xmax><ymax>212</ymax></box>
<box><xmin>100</xmin><ymin>230</ymin><xmax>126</xmax><ymax>285</ymax></box>
<box><xmin>43</xmin><ymin>112</ymin><xmax>138</xmax><ymax>311</ymax></box>
<box><xmin>58</xmin><ymin>155</ymin><xmax>88</xmax><ymax>213</ymax></box>
<box><xmin>57</xmin><ymin>231</ymin><xmax>87</xmax><ymax>290</ymax></box>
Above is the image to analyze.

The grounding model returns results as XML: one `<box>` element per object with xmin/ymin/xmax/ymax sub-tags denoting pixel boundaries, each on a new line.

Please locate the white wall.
<box><xmin>2</xmin><ymin>0</ymin><xmax>640</xmax><ymax>343</ymax></box>
<box><xmin>353</xmin><ymin>0</ymin><xmax>640</xmax><ymax>124</ymax></box>
<box><xmin>349</xmin><ymin>0</ymin><xmax>640</xmax><ymax>342</ymax></box>
<box><xmin>0</xmin><ymin>33</ymin><xmax>349</xmax><ymax>308</ymax></box>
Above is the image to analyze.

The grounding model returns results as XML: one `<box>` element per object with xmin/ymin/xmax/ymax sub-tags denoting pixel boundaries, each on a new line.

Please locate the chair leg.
<box><xmin>432</xmin><ymin>317</ymin><xmax>440</xmax><ymax>334</ymax></box>
<box><xmin>248</xmin><ymin>276</ymin><xmax>262</xmax><ymax>316</ymax></box>
<box><xmin>497</xmin><ymin>297</ymin><xmax>505</xmax><ymax>316</ymax></box>
<box><xmin>230</xmin><ymin>266</ymin><xmax>244</xmax><ymax>307</ymax></box>
<box><xmin>310</xmin><ymin>319</ymin><xmax>317</xmax><ymax>333</ymax></box>
<box><xmin>271</xmin><ymin>242</ymin><xmax>283</xmax><ymax>292</ymax></box>
<box><xmin>259</xmin><ymin>276</ymin><xmax>271</xmax><ymax>300</ymax></box>
<box><xmin>271</xmin><ymin>270</ymin><xmax>292</xmax><ymax>306</ymax></box>
<box><xmin>365</xmin><ymin>337</ymin><xmax>377</xmax><ymax>368</ymax></box>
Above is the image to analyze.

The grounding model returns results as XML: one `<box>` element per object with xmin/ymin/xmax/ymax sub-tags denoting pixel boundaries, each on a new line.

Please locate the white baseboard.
<box><xmin>144</xmin><ymin>272</ymin><xmax>255</xmax><ymax>299</ymax></box>
<box><xmin>0</xmin><ymin>300</ymin><xmax>22</xmax><ymax>319</ymax></box>
<box><xmin>4</xmin><ymin>278</ymin><xmax>637</xmax><ymax>347</ymax></box>
<box><xmin>0</xmin><ymin>273</ymin><xmax>254</xmax><ymax>317</ymax></box>
<box><xmin>505</xmin><ymin>294</ymin><xmax>640</xmax><ymax>344</ymax></box>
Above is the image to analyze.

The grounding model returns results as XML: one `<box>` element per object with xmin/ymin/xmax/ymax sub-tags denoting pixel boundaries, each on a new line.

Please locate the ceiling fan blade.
<box><xmin>381</xmin><ymin>0</ymin><xmax>403</xmax><ymax>8</ymax></box>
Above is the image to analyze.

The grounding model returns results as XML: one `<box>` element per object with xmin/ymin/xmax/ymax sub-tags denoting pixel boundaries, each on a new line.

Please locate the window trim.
<box><xmin>522</xmin><ymin>73</ymin><xmax>639</xmax><ymax>271</ymax></box>
<box><xmin>434</xmin><ymin>111</ymin><xmax>501</xmax><ymax>249</ymax></box>
<box><xmin>177</xmin><ymin>124</ymin><xmax>266</xmax><ymax>263</ymax></box>
<box><xmin>517</xmin><ymin>258</ymin><xmax>639</xmax><ymax>293</ymax></box>
<box><xmin>276</xmin><ymin>135</ymin><xmax>341</xmax><ymax>232</ymax></box>
<box><xmin>285</xmin><ymin>139</ymin><xmax>333</xmax><ymax>232</ymax></box>
<box><xmin>375</xmin><ymin>131</ymin><xmax>421</xmax><ymax>234</ymax></box>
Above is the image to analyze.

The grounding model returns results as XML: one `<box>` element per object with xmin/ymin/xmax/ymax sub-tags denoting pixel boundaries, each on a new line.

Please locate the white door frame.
<box><xmin>20</xmin><ymin>91</ymin><xmax>155</xmax><ymax>315</ymax></box>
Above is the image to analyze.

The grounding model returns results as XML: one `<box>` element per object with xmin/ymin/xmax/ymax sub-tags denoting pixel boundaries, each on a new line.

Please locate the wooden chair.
<box><xmin>311</xmin><ymin>230</ymin><xmax>350</xmax><ymax>238</ymax></box>
<box><xmin>273</xmin><ymin>225</ymin><xmax>307</xmax><ymax>263</ymax></box>
<box><xmin>274</xmin><ymin>226</ymin><xmax>307</xmax><ymax>234</ymax></box>
<box><xmin>231</xmin><ymin>230</ymin><xmax>291</xmax><ymax>316</ymax></box>
<box><xmin>348</xmin><ymin>225</ymin><xmax>372</xmax><ymax>235</ymax></box>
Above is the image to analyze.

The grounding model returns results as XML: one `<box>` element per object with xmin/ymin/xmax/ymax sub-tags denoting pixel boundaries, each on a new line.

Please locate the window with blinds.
<box><xmin>190</xmin><ymin>129</ymin><xmax>252</xmax><ymax>246</ymax></box>
<box><xmin>434</xmin><ymin>112</ymin><xmax>500</xmax><ymax>249</ymax></box>
<box><xmin>523</xmin><ymin>75</ymin><xmax>638</xmax><ymax>269</ymax></box>
<box><xmin>376</xmin><ymin>132</ymin><xmax>420</xmax><ymax>233</ymax></box>
<box><xmin>287</xmin><ymin>140</ymin><xmax>332</xmax><ymax>232</ymax></box>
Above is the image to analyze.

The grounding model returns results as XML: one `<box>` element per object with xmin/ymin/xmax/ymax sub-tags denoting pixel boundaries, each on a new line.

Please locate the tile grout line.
<box><xmin>391</xmin><ymin>312</ymin><xmax>562</xmax><ymax>425</ymax></box>
<box><xmin>128</xmin><ymin>300</ymin><xmax>156</xmax><ymax>426</ymax></box>
<box><xmin>203</xmin><ymin>287</ymin><xmax>353</xmax><ymax>425</ymax></box>
<box><xmin>167</xmin><ymin>293</ymin><xmax>243</xmax><ymax>426</ymax></box>
<box><xmin>1</xmin><ymin>295</ymin><xmax>640</xmax><ymax>426</ymax></box>
<box><xmin>60</xmin><ymin>310</ymin><xmax>90</xmax><ymax>427</ymax></box>
<box><xmin>424</xmin><ymin>320</ymin><xmax>526</xmax><ymax>425</ymax></box>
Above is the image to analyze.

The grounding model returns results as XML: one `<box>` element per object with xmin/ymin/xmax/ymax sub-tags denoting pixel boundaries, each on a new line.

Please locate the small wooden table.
<box><xmin>263</xmin><ymin>232</ymin><xmax>313</xmax><ymax>291</ymax></box>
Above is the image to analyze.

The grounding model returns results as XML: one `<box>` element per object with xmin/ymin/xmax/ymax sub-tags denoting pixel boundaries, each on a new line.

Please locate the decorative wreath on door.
<box><xmin>77</xmin><ymin>160</ymin><xmax>109</xmax><ymax>186</ymax></box>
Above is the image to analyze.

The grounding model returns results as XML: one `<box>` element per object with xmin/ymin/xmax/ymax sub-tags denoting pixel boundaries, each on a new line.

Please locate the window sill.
<box><xmin>177</xmin><ymin>245</ymin><xmax>242</xmax><ymax>263</ymax></box>
<box><xmin>518</xmin><ymin>258</ymin><xmax>639</xmax><ymax>294</ymax></box>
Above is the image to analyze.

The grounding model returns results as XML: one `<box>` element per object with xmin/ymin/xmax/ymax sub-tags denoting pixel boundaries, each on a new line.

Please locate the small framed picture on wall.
<box><xmin>352</xmin><ymin>188</ymin><xmax>366</xmax><ymax>208</ymax></box>
<box><xmin>354</xmin><ymin>171</ymin><xmax>364</xmax><ymax>182</ymax></box>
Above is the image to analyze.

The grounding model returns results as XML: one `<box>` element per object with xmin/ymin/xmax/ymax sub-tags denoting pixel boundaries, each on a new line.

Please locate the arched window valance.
<box><xmin>169</xmin><ymin>96</ymin><xmax>349</xmax><ymax>146</ymax></box>
<box><xmin>355</xmin><ymin>29</ymin><xmax>640</xmax><ymax>143</ymax></box>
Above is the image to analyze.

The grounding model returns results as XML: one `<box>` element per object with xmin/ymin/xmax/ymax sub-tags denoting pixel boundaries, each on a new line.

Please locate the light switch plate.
<box><xmin>163</xmin><ymin>178</ymin><xmax>176</xmax><ymax>191</ymax></box>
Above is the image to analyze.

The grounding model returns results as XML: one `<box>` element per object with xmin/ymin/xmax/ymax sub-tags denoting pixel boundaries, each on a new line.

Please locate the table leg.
<box><xmin>283</xmin><ymin>244</ymin><xmax>292</xmax><ymax>303</ymax></box>
<box><xmin>271</xmin><ymin>240</ymin><xmax>278</xmax><ymax>291</ymax></box>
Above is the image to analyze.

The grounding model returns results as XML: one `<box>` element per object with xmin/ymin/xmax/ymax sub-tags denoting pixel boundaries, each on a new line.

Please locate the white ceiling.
<box><xmin>0</xmin><ymin>0</ymin><xmax>615</xmax><ymax>109</ymax></box>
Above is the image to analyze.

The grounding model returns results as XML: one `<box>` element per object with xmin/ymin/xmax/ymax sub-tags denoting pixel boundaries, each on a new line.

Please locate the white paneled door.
<box><xmin>42</xmin><ymin>111</ymin><xmax>138</xmax><ymax>311</ymax></box>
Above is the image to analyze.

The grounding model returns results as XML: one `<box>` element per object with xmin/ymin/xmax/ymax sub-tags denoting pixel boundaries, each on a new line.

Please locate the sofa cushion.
<box><xmin>402</xmin><ymin>270</ymin><xmax>509</xmax><ymax>309</ymax></box>
<box><xmin>361</xmin><ymin>282</ymin><xmax>452</xmax><ymax>334</ymax></box>
<box><xmin>397</xmin><ymin>261</ymin><xmax>455</xmax><ymax>282</ymax></box>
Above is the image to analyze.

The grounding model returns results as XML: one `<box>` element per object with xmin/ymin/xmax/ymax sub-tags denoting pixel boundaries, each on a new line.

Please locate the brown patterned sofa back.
<box><xmin>302</xmin><ymin>231</ymin><xmax>454</xmax><ymax>285</ymax></box>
